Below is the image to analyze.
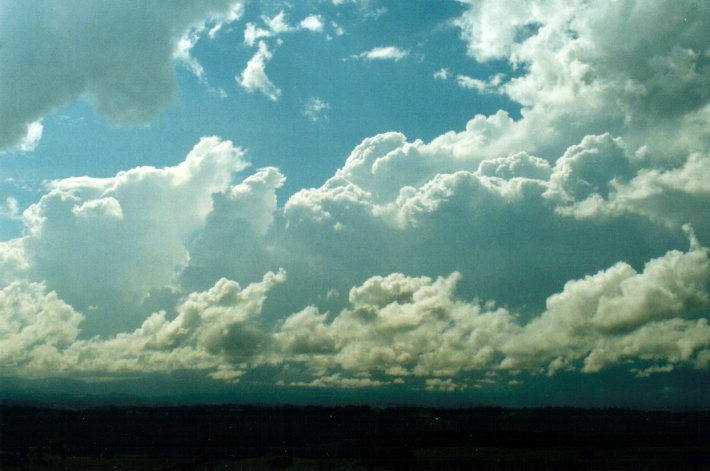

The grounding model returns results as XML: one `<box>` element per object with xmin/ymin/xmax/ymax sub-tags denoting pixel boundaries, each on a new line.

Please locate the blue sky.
<box><xmin>1</xmin><ymin>0</ymin><xmax>709</xmax><ymax>407</ymax></box>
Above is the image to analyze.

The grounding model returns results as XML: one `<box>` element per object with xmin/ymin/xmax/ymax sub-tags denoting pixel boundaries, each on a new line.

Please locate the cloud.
<box><xmin>426</xmin><ymin>378</ymin><xmax>467</xmax><ymax>392</ymax></box>
<box><xmin>244</xmin><ymin>12</ymin><xmax>325</xmax><ymax>47</ymax></box>
<box><xmin>15</xmin><ymin>121</ymin><xmax>43</xmax><ymax>152</ymax></box>
<box><xmin>15</xmin><ymin>137</ymin><xmax>247</xmax><ymax>323</ymax></box>
<box><xmin>181</xmin><ymin>124</ymin><xmax>700</xmax><ymax>331</ymax></box>
<box><xmin>353</xmin><ymin>46</ymin><xmax>409</xmax><ymax>61</ymax></box>
<box><xmin>274</xmin><ymin>236</ymin><xmax>709</xmax><ymax>383</ymax></box>
<box><xmin>502</xmin><ymin>231</ymin><xmax>710</xmax><ymax>374</ymax></box>
<box><xmin>1</xmin><ymin>0</ymin><xmax>709</xmax><ymax>393</ymax></box>
<box><xmin>456</xmin><ymin>73</ymin><xmax>504</xmax><ymax>94</ymax></box>
<box><xmin>331</xmin><ymin>0</ymin><xmax>387</xmax><ymax>19</ymax></box>
<box><xmin>237</xmin><ymin>41</ymin><xmax>282</xmax><ymax>101</ymax></box>
<box><xmin>287</xmin><ymin>374</ymin><xmax>388</xmax><ymax>389</ymax></box>
<box><xmin>265</xmin><ymin>10</ymin><xmax>293</xmax><ymax>34</ymax></box>
<box><xmin>0</xmin><ymin>197</ymin><xmax>20</xmax><ymax>220</ymax></box>
<box><xmin>597</xmin><ymin>154</ymin><xmax>710</xmax><ymax>234</ymax></box>
<box><xmin>0</xmin><ymin>270</ymin><xmax>284</xmax><ymax>380</ymax></box>
<box><xmin>6</xmin><ymin>233</ymin><xmax>705</xmax><ymax>385</ymax></box>
<box><xmin>218</xmin><ymin>167</ymin><xmax>286</xmax><ymax>236</ymax></box>
<box><xmin>303</xmin><ymin>97</ymin><xmax>331</xmax><ymax>122</ymax></box>
<box><xmin>299</xmin><ymin>15</ymin><xmax>325</xmax><ymax>33</ymax></box>
<box><xmin>454</xmin><ymin>0</ymin><xmax>710</xmax><ymax>162</ymax></box>
<box><xmin>243</xmin><ymin>23</ymin><xmax>274</xmax><ymax>47</ymax></box>
<box><xmin>0</xmin><ymin>281</ymin><xmax>84</xmax><ymax>378</ymax></box>
<box><xmin>433</xmin><ymin>68</ymin><xmax>450</xmax><ymax>80</ymax></box>
<box><xmin>0</xmin><ymin>0</ymin><xmax>246</xmax><ymax>151</ymax></box>
<box><xmin>0</xmin><ymin>240</ymin><xmax>28</xmax><ymax>286</ymax></box>
<box><xmin>243</xmin><ymin>11</ymin><xmax>293</xmax><ymax>47</ymax></box>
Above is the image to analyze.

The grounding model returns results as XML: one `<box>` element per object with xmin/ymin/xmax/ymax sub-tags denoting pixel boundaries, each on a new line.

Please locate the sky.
<box><xmin>0</xmin><ymin>0</ymin><xmax>709</xmax><ymax>408</ymax></box>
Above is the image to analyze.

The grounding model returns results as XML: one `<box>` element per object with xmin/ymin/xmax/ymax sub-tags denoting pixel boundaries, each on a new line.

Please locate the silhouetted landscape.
<box><xmin>2</xmin><ymin>402</ymin><xmax>708</xmax><ymax>470</ymax></box>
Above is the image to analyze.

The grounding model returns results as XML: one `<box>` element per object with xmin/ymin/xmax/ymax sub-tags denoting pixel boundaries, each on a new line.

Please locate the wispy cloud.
<box><xmin>456</xmin><ymin>73</ymin><xmax>504</xmax><ymax>93</ymax></box>
<box><xmin>244</xmin><ymin>11</ymin><xmax>325</xmax><ymax>46</ymax></box>
<box><xmin>433</xmin><ymin>68</ymin><xmax>450</xmax><ymax>80</ymax></box>
<box><xmin>237</xmin><ymin>41</ymin><xmax>281</xmax><ymax>101</ymax></box>
<box><xmin>303</xmin><ymin>97</ymin><xmax>331</xmax><ymax>122</ymax></box>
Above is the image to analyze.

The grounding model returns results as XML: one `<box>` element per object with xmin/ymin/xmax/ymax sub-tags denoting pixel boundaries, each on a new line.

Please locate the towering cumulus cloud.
<box><xmin>0</xmin><ymin>0</ymin><xmax>709</xmax><ymax>401</ymax></box>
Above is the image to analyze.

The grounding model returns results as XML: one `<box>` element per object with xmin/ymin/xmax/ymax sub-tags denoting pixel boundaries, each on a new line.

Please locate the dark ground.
<box><xmin>1</xmin><ymin>403</ymin><xmax>708</xmax><ymax>470</ymax></box>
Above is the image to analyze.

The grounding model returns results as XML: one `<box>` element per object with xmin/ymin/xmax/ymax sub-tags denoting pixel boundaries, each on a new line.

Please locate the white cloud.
<box><xmin>15</xmin><ymin>121</ymin><xmax>43</xmax><ymax>152</ymax></box>
<box><xmin>243</xmin><ymin>11</ymin><xmax>294</xmax><ymax>46</ymax></box>
<box><xmin>208</xmin><ymin>2</ymin><xmax>245</xmax><ymax>38</ymax></box>
<box><xmin>275</xmin><ymin>238</ymin><xmax>709</xmax><ymax>383</ymax></box>
<box><xmin>299</xmin><ymin>15</ymin><xmax>325</xmax><ymax>33</ymax></box>
<box><xmin>16</xmin><ymin>137</ymin><xmax>247</xmax><ymax>319</ymax></box>
<box><xmin>433</xmin><ymin>68</ymin><xmax>450</xmax><ymax>80</ymax></box>
<box><xmin>265</xmin><ymin>11</ymin><xmax>293</xmax><ymax>34</ymax></box>
<box><xmin>502</xmin><ymin>233</ymin><xmax>710</xmax><ymax>374</ymax></box>
<box><xmin>455</xmin><ymin>0</ymin><xmax>710</xmax><ymax>162</ymax></box>
<box><xmin>2</xmin><ymin>185</ymin><xmax>709</xmax><ymax>385</ymax></box>
<box><xmin>237</xmin><ymin>41</ymin><xmax>282</xmax><ymax>101</ymax></box>
<box><xmin>0</xmin><ymin>197</ymin><xmax>20</xmax><ymax>220</ymax></box>
<box><xmin>2</xmin><ymin>0</ymin><xmax>709</xmax><ymax>393</ymax></box>
<box><xmin>244</xmin><ymin>23</ymin><xmax>273</xmax><ymax>47</ymax></box>
<box><xmin>0</xmin><ymin>0</ymin><xmax>246</xmax><ymax>150</ymax></box>
<box><xmin>303</xmin><ymin>97</ymin><xmax>331</xmax><ymax>122</ymax></box>
<box><xmin>244</xmin><ymin>11</ymin><xmax>323</xmax><ymax>47</ymax></box>
<box><xmin>0</xmin><ymin>281</ymin><xmax>84</xmax><ymax>378</ymax></box>
<box><xmin>0</xmin><ymin>240</ymin><xmax>28</xmax><ymax>286</ymax></box>
<box><xmin>219</xmin><ymin>167</ymin><xmax>285</xmax><ymax>236</ymax></box>
<box><xmin>456</xmin><ymin>73</ymin><xmax>504</xmax><ymax>94</ymax></box>
<box><xmin>0</xmin><ymin>270</ymin><xmax>284</xmax><ymax>379</ymax></box>
<box><xmin>601</xmin><ymin>154</ymin><xmax>710</xmax><ymax>233</ymax></box>
<box><xmin>353</xmin><ymin>46</ymin><xmax>409</xmax><ymax>61</ymax></box>
<box><xmin>456</xmin><ymin>75</ymin><xmax>487</xmax><ymax>92</ymax></box>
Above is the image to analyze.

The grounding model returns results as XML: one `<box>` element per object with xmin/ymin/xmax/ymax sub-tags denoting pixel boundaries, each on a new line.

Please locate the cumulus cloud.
<box><xmin>0</xmin><ymin>282</ymin><xmax>84</xmax><ymax>377</ymax></box>
<box><xmin>0</xmin><ymin>240</ymin><xmax>28</xmax><ymax>286</ymax></box>
<box><xmin>502</xmin><ymin>233</ymin><xmax>710</xmax><ymax>374</ymax></box>
<box><xmin>271</xmin><ymin>236</ymin><xmax>709</xmax><ymax>385</ymax></box>
<box><xmin>0</xmin><ymin>271</ymin><xmax>284</xmax><ymax>380</ymax></box>
<box><xmin>299</xmin><ymin>15</ymin><xmax>325</xmax><ymax>33</ymax></box>
<box><xmin>454</xmin><ymin>0</ymin><xmax>710</xmax><ymax>162</ymax></box>
<box><xmin>6</xmin><ymin>120</ymin><xmax>706</xmax><ymax>387</ymax></box>
<box><xmin>353</xmin><ymin>46</ymin><xmax>409</xmax><ymax>61</ymax></box>
<box><xmin>5</xmin><ymin>235</ymin><xmax>706</xmax><ymax>386</ymax></box>
<box><xmin>180</xmin><ymin>123</ymin><xmax>700</xmax><ymax>333</ymax></box>
<box><xmin>13</xmin><ymin>137</ymin><xmax>247</xmax><ymax>324</ymax></box>
<box><xmin>217</xmin><ymin>167</ymin><xmax>286</xmax><ymax>236</ymax></box>
<box><xmin>599</xmin><ymin>154</ymin><xmax>710</xmax><ymax>233</ymax></box>
<box><xmin>2</xmin><ymin>0</ymin><xmax>709</xmax><ymax>393</ymax></box>
<box><xmin>237</xmin><ymin>41</ymin><xmax>282</xmax><ymax>101</ymax></box>
<box><xmin>0</xmin><ymin>0</ymin><xmax>245</xmax><ymax>150</ymax></box>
